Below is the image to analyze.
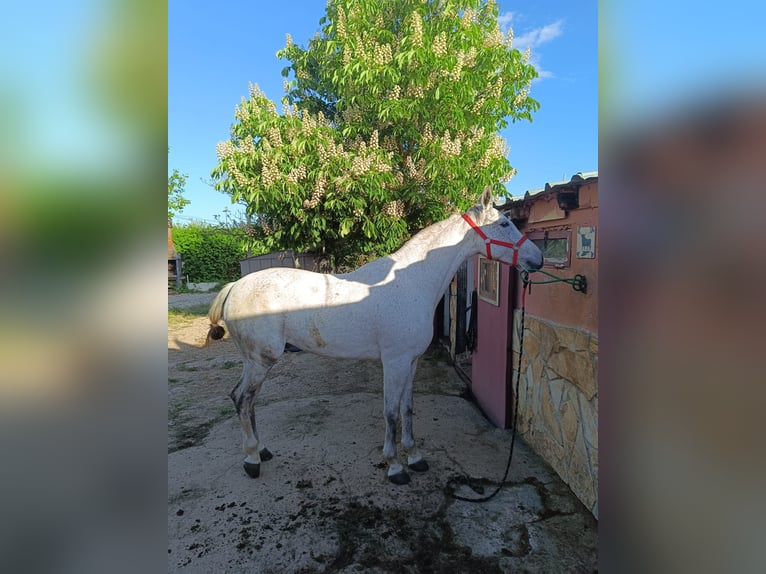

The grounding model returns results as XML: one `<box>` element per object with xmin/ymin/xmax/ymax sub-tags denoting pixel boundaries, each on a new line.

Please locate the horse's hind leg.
<box><xmin>230</xmin><ymin>360</ymin><xmax>274</xmax><ymax>478</ymax></box>
<box><xmin>400</xmin><ymin>357</ymin><xmax>428</xmax><ymax>473</ymax></box>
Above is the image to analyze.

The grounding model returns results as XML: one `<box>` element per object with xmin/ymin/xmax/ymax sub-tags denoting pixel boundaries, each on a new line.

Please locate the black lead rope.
<box><xmin>447</xmin><ymin>278</ymin><xmax>529</xmax><ymax>503</ymax></box>
<box><xmin>447</xmin><ymin>269</ymin><xmax>586</xmax><ymax>503</ymax></box>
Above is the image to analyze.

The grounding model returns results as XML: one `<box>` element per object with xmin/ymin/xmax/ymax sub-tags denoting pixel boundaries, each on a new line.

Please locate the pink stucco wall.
<box><xmin>469</xmin><ymin>180</ymin><xmax>598</xmax><ymax>429</ymax></box>
<box><xmin>471</xmin><ymin>260</ymin><xmax>514</xmax><ymax>428</ymax></box>
<box><xmin>514</xmin><ymin>181</ymin><xmax>598</xmax><ymax>334</ymax></box>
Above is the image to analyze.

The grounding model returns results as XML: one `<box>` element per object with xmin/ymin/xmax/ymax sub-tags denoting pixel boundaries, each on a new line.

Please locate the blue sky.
<box><xmin>169</xmin><ymin>0</ymin><xmax>597</xmax><ymax>224</ymax></box>
<box><xmin>605</xmin><ymin>2</ymin><xmax>766</xmax><ymax>128</ymax></box>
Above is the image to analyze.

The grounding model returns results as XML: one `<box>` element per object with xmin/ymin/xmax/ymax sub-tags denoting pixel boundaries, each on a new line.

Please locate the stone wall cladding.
<box><xmin>512</xmin><ymin>312</ymin><xmax>598</xmax><ymax>518</ymax></box>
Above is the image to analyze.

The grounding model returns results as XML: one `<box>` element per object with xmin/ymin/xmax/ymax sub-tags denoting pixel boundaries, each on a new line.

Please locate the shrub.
<box><xmin>172</xmin><ymin>223</ymin><xmax>249</xmax><ymax>282</ymax></box>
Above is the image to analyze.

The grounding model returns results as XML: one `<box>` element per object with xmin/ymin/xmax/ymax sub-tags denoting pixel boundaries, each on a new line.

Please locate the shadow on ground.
<box><xmin>168</xmin><ymin>308</ymin><xmax>597</xmax><ymax>573</ymax></box>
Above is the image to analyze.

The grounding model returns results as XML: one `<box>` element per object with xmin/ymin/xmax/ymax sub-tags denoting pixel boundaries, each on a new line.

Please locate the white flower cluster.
<box><xmin>302</xmin><ymin>174</ymin><xmax>327</xmax><ymax>209</ymax></box>
<box><xmin>504</xmin><ymin>28</ymin><xmax>514</xmax><ymax>47</ymax></box>
<box><xmin>383</xmin><ymin>199</ymin><xmax>405</xmax><ymax>219</ymax></box>
<box><xmin>440</xmin><ymin>130</ymin><xmax>462</xmax><ymax>156</ymax></box>
<box><xmin>335</xmin><ymin>7</ymin><xmax>347</xmax><ymax>39</ymax></box>
<box><xmin>501</xmin><ymin>168</ymin><xmax>517</xmax><ymax>183</ymax></box>
<box><xmin>351</xmin><ymin>155</ymin><xmax>374</xmax><ymax>177</ymax></box>
<box><xmin>478</xmin><ymin>134</ymin><xmax>509</xmax><ymax>169</ymax></box>
<box><xmin>260</xmin><ymin>156</ymin><xmax>280</xmax><ymax>187</ymax></box>
<box><xmin>466</xmin><ymin>125</ymin><xmax>486</xmax><ymax>147</ymax></box>
<box><xmin>410</xmin><ymin>11</ymin><xmax>424</xmax><ymax>48</ymax></box>
<box><xmin>447</xmin><ymin>59</ymin><xmax>463</xmax><ymax>82</ymax></box>
<box><xmin>489</xmin><ymin>76</ymin><xmax>504</xmax><ymax>100</ymax></box>
<box><xmin>235</xmin><ymin>97</ymin><xmax>251</xmax><ymax>122</ymax></box>
<box><xmin>248</xmin><ymin>82</ymin><xmax>265</xmax><ymax>100</ymax></box>
<box><xmin>372</xmin><ymin>42</ymin><xmax>393</xmax><ymax>66</ymax></box>
<box><xmin>405</xmin><ymin>84</ymin><xmax>425</xmax><ymax>98</ymax></box>
<box><xmin>388</xmin><ymin>85</ymin><xmax>401</xmax><ymax>100</ymax></box>
<box><xmin>266</xmin><ymin>127</ymin><xmax>283</xmax><ymax>147</ymax></box>
<box><xmin>513</xmin><ymin>88</ymin><xmax>529</xmax><ymax>108</ymax></box>
<box><xmin>285</xmin><ymin>164</ymin><xmax>307</xmax><ymax>185</ymax></box>
<box><xmin>239</xmin><ymin>137</ymin><xmax>255</xmax><ymax>154</ymax></box>
<box><xmin>282</xmin><ymin>102</ymin><xmax>300</xmax><ymax>117</ymax></box>
<box><xmin>227</xmin><ymin>159</ymin><xmax>248</xmax><ymax>187</ymax></box>
<box><xmin>461</xmin><ymin>8</ymin><xmax>476</xmax><ymax>27</ymax></box>
<box><xmin>382</xmin><ymin>135</ymin><xmax>399</xmax><ymax>153</ymax></box>
<box><xmin>425</xmin><ymin>71</ymin><xmax>437</xmax><ymax>90</ymax></box>
<box><xmin>317</xmin><ymin>138</ymin><xmax>344</xmax><ymax>163</ymax></box>
<box><xmin>432</xmin><ymin>31</ymin><xmax>447</xmax><ymax>57</ymax></box>
<box><xmin>285</xmin><ymin>33</ymin><xmax>293</xmax><ymax>47</ymax></box>
<box><xmin>422</xmin><ymin>123</ymin><xmax>433</xmax><ymax>144</ymax></box>
<box><xmin>484</xmin><ymin>24</ymin><xmax>503</xmax><ymax>48</ymax></box>
<box><xmin>460</xmin><ymin>47</ymin><xmax>477</xmax><ymax>68</ymax></box>
<box><xmin>301</xmin><ymin>111</ymin><xmax>319</xmax><ymax>133</ymax></box>
<box><xmin>423</xmin><ymin>125</ymin><xmax>484</xmax><ymax>153</ymax></box>
<box><xmin>404</xmin><ymin>155</ymin><xmax>426</xmax><ymax>183</ymax></box>
<box><xmin>246</xmin><ymin>86</ymin><xmax>277</xmax><ymax>115</ymax></box>
<box><xmin>216</xmin><ymin>140</ymin><xmax>236</xmax><ymax>161</ymax></box>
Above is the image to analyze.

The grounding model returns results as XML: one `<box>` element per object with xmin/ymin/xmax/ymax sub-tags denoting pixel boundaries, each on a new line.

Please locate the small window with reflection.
<box><xmin>529</xmin><ymin>230</ymin><xmax>571</xmax><ymax>268</ymax></box>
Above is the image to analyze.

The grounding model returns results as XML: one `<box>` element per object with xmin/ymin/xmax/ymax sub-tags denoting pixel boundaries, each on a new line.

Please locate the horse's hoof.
<box><xmin>388</xmin><ymin>470</ymin><xmax>411</xmax><ymax>485</ymax></box>
<box><xmin>259</xmin><ymin>448</ymin><xmax>273</xmax><ymax>461</ymax></box>
<box><xmin>408</xmin><ymin>459</ymin><xmax>429</xmax><ymax>473</ymax></box>
<box><xmin>243</xmin><ymin>461</ymin><xmax>261</xmax><ymax>478</ymax></box>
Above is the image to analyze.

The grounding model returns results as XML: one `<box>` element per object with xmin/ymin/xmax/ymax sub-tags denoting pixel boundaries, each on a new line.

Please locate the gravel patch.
<box><xmin>168</xmin><ymin>292</ymin><xmax>217</xmax><ymax>310</ymax></box>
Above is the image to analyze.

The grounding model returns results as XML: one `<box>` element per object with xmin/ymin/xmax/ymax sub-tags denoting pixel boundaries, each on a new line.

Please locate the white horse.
<box><xmin>205</xmin><ymin>188</ymin><xmax>543</xmax><ymax>484</ymax></box>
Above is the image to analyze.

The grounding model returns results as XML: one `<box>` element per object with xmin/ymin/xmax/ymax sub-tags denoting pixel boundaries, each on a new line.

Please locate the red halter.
<box><xmin>462</xmin><ymin>213</ymin><xmax>528</xmax><ymax>266</ymax></box>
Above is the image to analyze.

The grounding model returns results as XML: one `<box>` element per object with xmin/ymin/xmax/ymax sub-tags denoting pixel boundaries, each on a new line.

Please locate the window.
<box><xmin>477</xmin><ymin>256</ymin><xmax>500</xmax><ymax>306</ymax></box>
<box><xmin>530</xmin><ymin>230</ymin><xmax>571</xmax><ymax>268</ymax></box>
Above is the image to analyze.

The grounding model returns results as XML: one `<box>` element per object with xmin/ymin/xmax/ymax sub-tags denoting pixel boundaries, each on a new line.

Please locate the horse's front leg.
<box><xmin>382</xmin><ymin>356</ymin><xmax>412</xmax><ymax>485</ymax></box>
<box><xmin>400</xmin><ymin>357</ymin><xmax>429</xmax><ymax>473</ymax></box>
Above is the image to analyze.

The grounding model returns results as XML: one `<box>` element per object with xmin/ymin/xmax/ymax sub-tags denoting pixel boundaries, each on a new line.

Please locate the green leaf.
<box><xmin>362</xmin><ymin>219</ymin><xmax>375</xmax><ymax>239</ymax></box>
<box><xmin>339</xmin><ymin>218</ymin><xmax>354</xmax><ymax>237</ymax></box>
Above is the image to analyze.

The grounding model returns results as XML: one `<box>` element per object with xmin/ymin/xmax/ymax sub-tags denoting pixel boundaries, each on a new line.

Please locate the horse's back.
<box><xmin>223</xmin><ymin>267</ymin><xmax>381</xmax><ymax>359</ymax></box>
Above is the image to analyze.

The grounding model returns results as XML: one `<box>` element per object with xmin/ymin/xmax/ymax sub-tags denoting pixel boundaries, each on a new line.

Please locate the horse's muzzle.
<box><xmin>527</xmin><ymin>251</ymin><xmax>544</xmax><ymax>271</ymax></box>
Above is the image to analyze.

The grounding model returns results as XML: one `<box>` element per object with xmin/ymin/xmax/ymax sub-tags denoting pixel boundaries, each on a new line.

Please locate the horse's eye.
<box><xmin>499</xmin><ymin>220</ymin><xmax>510</xmax><ymax>227</ymax></box>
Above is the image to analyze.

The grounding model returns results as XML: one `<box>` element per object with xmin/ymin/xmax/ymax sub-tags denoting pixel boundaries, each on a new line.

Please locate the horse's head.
<box><xmin>464</xmin><ymin>187</ymin><xmax>544</xmax><ymax>271</ymax></box>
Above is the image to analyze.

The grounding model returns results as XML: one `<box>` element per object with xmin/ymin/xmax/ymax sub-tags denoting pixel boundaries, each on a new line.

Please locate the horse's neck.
<box><xmin>388</xmin><ymin>214</ymin><xmax>478</xmax><ymax>303</ymax></box>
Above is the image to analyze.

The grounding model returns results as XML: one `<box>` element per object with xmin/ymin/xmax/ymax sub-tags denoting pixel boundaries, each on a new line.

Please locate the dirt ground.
<box><xmin>168</xmin><ymin>292</ymin><xmax>598</xmax><ymax>573</ymax></box>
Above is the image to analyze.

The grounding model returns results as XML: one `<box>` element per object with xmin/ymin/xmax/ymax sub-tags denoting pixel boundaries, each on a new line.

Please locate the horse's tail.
<box><xmin>204</xmin><ymin>281</ymin><xmax>236</xmax><ymax>347</ymax></box>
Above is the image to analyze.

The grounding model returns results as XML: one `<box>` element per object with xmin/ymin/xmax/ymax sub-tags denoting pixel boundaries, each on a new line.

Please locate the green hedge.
<box><xmin>172</xmin><ymin>224</ymin><xmax>248</xmax><ymax>282</ymax></box>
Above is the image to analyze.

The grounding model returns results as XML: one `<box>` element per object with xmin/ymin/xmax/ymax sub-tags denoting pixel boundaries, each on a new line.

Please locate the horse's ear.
<box><xmin>480</xmin><ymin>186</ymin><xmax>493</xmax><ymax>211</ymax></box>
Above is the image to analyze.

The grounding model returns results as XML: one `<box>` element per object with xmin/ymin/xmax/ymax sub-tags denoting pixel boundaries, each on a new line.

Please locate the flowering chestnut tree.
<box><xmin>212</xmin><ymin>0</ymin><xmax>538</xmax><ymax>269</ymax></box>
